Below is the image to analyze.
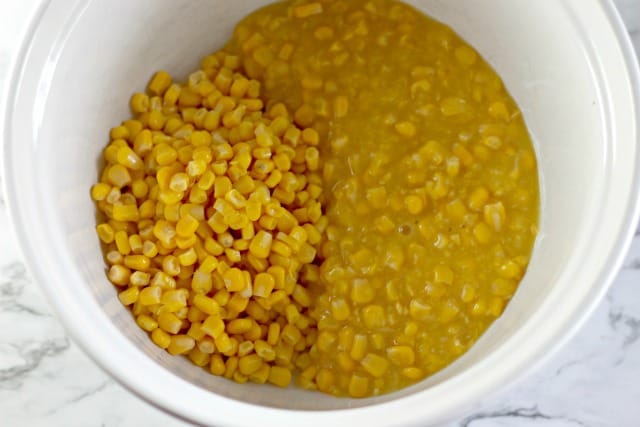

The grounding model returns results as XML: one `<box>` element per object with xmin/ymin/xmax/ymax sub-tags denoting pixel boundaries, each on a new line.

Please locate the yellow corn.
<box><xmin>93</xmin><ymin>5</ymin><xmax>539</xmax><ymax>398</ymax></box>
<box><xmin>167</xmin><ymin>334</ymin><xmax>195</xmax><ymax>355</ymax></box>
<box><xmin>348</xmin><ymin>375</ymin><xmax>369</xmax><ymax>398</ymax></box>
<box><xmin>158</xmin><ymin>312</ymin><xmax>182</xmax><ymax>334</ymax></box>
<box><xmin>268</xmin><ymin>366</ymin><xmax>292</xmax><ymax>387</ymax></box>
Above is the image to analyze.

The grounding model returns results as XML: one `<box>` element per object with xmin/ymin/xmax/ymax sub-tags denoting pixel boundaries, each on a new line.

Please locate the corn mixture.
<box><xmin>91</xmin><ymin>0</ymin><xmax>539</xmax><ymax>398</ymax></box>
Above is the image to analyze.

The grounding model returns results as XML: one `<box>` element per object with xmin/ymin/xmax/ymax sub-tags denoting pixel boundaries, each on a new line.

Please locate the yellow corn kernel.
<box><xmin>107</xmin><ymin>265</ymin><xmax>131</xmax><ymax>286</ymax></box>
<box><xmin>293</xmin><ymin>2</ymin><xmax>323</xmax><ymax>18</ymax></box>
<box><xmin>254</xmin><ymin>340</ymin><xmax>276</xmax><ymax>361</ymax></box>
<box><xmin>167</xmin><ymin>334</ymin><xmax>195</xmax><ymax>355</ymax></box>
<box><xmin>227</xmin><ymin>318</ymin><xmax>253</xmax><ymax>335</ymax></box>
<box><xmin>170</xmin><ymin>248</ymin><xmax>194</xmax><ymax>268</ymax></box>
<box><xmin>402</xmin><ymin>367</ymin><xmax>424</xmax><ymax>380</ymax></box>
<box><xmin>96</xmin><ymin>223</ymin><xmax>115</xmax><ymax>244</ymax></box>
<box><xmin>313</xmin><ymin>368</ymin><xmax>334</xmax><ymax>393</ymax></box>
<box><xmin>471</xmin><ymin>222</ymin><xmax>492</xmax><ymax>244</ymax></box>
<box><xmin>118</xmin><ymin>286</ymin><xmax>139</xmax><ymax>306</ymax></box>
<box><xmin>227</xmin><ymin>293</ymin><xmax>249</xmax><ymax>313</ymax></box>
<box><xmin>488</xmin><ymin>101</ymin><xmax>509</xmax><ymax>121</ymax></box>
<box><xmin>130</xmin><ymin>92</ymin><xmax>149</xmax><ymax>113</ymax></box>
<box><xmin>499</xmin><ymin>260</ymin><xmax>523</xmax><ymax>279</ymax></box>
<box><xmin>151</xmin><ymin>328</ymin><xmax>171</xmax><ymax>349</ymax></box>
<box><xmin>116</xmin><ymin>252</ymin><xmax>147</xmax><ymax>272</ymax></box>
<box><xmin>253</xmin><ymin>272</ymin><xmax>275</xmax><ymax>298</ymax></box>
<box><xmin>409</xmin><ymin>298</ymin><xmax>431</xmax><ymax>321</ymax></box>
<box><xmin>189</xmin><ymin>270</ymin><xmax>212</xmax><ymax>294</ymax></box>
<box><xmin>139</xmin><ymin>286</ymin><xmax>162</xmax><ymax>305</ymax></box>
<box><xmin>350</xmin><ymin>334</ymin><xmax>368</xmax><ymax>361</ymax></box>
<box><xmin>404</xmin><ymin>195</ymin><xmax>424</xmax><ymax>215</ymax></box>
<box><xmin>158</xmin><ymin>311</ymin><xmax>182</xmax><ymax>334</ymax></box>
<box><xmin>433</xmin><ymin>265</ymin><xmax>454</xmax><ymax>285</ymax></box>
<box><xmin>305</xmin><ymin>147</ymin><xmax>320</xmax><ymax>171</ymax></box>
<box><xmin>148</xmin><ymin>110</ymin><xmax>166</xmax><ymax>131</ymax></box>
<box><xmin>267</xmin><ymin>323</ymin><xmax>280</xmax><ymax>346</ymax></box>
<box><xmin>148</xmin><ymin>70</ymin><xmax>172</xmax><ymax>96</ymax></box>
<box><xmin>483</xmin><ymin>136</ymin><xmax>503</xmax><ymax>150</ymax></box>
<box><xmin>248</xmin><ymin>364</ymin><xmax>270</xmax><ymax>385</ymax></box>
<box><xmin>150</xmin><ymin>271</ymin><xmax>176</xmax><ymax>289</ymax></box>
<box><xmin>441</xmin><ymin>97</ymin><xmax>467</xmax><ymax>116</ymax></box>
<box><xmin>468</xmin><ymin>186</ymin><xmax>489</xmax><ymax>211</ymax></box>
<box><xmin>107</xmin><ymin>164</ymin><xmax>131</xmax><ymax>188</ymax></box>
<box><xmin>362</xmin><ymin>305</ymin><xmax>385</xmax><ymax>330</ymax></box>
<box><xmin>387</xmin><ymin>346</ymin><xmax>416</xmax><ymax>367</ymax></box>
<box><xmin>114</xmin><ymin>231</ymin><xmax>131</xmax><ymax>255</ymax></box>
<box><xmin>281</xmin><ymin>324</ymin><xmax>302</xmax><ymax>345</ymax></box>
<box><xmin>461</xmin><ymin>283</ymin><xmax>476</xmax><ymax>303</ymax></box>
<box><xmin>130</xmin><ymin>271</ymin><xmax>150</xmax><ymax>287</ymax></box>
<box><xmin>231</xmin><ymin>338</ymin><xmax>251</xmax><ymax>357</ymax></box>
<box><xmin>202</xmin><ymin>315</ymin><xmax>225</xmax><ymax>339</ymax></box>
<box><xmin>491</xmin><ymin>278</ymin><xmax>517</xmax><ymax>297</ymax></box>
<box><xmin>484</xmin><ymin>202</ymin><xmax>506</xmax><ymax>231</ymax></box>
<box><xmin>136</xmin><ymin>314</ymin><xmax>158</xmax><ymax>332</ymax></box>
<box><xmin>292</xmin><ymin>285</ymin><xmax>312</xmax><ymax>307</ymax></box>
<box><xmin>249</xmin><ymin>230</ymin><xmax>273</xmax><ymax>259</ymax></box>
<box><xmin>175</xmin><ymin>215</ymin><xmax>199</xmax><ymax>238</ymax></box>
<box><xmin>284</xmin><ymin>304</ymin><xmax>301</xmax><ymax>325</ymax></box>
<box><xmin>348</xmin><ymin>374</ymin><xmax>369</xmax><ymax>398</ymax></box>
<box><xmin>395</xmin><ymin>121</ymin><xmax>416</xmax><ymax>138</ymax></box>
<box><xmin>238</xmin><ymin>354</ymin><xmax>263</xmax><ymax>375</ymax></box>
<box><xmin>331</xmin><ymin>298</ymin><xmax>351</xmax><ymax>321</ymax></box>
<box><xmin>268</xmin><ymin>366</ymin><xmax>292</xmax><ymax>388</ymax></box>
<box><xmin>222</xmin><ymin>268</ymin><xmax>245</xmax><ymax>292</ymax></box>
<box><xmin>209</xmin><ymin>354</ymin><xmax>226</xmax><ymax>376</ymax></box>
<box><xmin>188</xmin><ymin>347</ymin><xmax>210</xmax><ymax>367</ymax></box>
<box><xmin>216</xmin><ymin>333</ymin><xmax>234</xmax><ymax>355</ymax></box>
<box><xmin>351</xmin><ymin>279</ymin><xmax>375</xmax><ymax>305</ymax></box>
<box><xmin>112</xmin><ymin>204</ymin><xmax>139</xmax><ymax>222</ymax></box>
<box><xmin>193</xmin><ymin>294</ymin><xmax>221</xmax><ymax>317</ymax></box>
<box><xmin>488</xmin><ymin>296</ymin><xmax>505</xmax><ymax>317</ymax></box>
<box><xmin>361</xmin><ymin>353</ymin><xmax>390</xmax><ymax>378</ymax></box>
<box><xmin>116</xmin><ymin>145</ymin><xmax>144</xmax><ymax>171</ymax></box>
<box><xmin>194</xmin><ymin>335</ymin><xmax>214</xmax><ymax>354</ymax></box>
<box><xmin>187</xmin><ymin>322</ymin><xmax>206</xmax><ymax>341</ymax></box>
<box><xmin>91</xmin><ymin>183</ymin><xmax>111</xmax><ymax>202</ymax></box>
<box><xmin>374</xmin><ymin>215</ymin><xmax>395</xmax><ymax>234</ymax></box>
<box><xmin>160</xmin><ymin>255</ymin><xmax>179</xmax><ymax>277</ymax></box>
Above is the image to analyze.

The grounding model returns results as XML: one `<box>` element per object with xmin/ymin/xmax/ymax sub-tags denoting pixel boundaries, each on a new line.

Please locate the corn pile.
<box><xmin>91</xmin><ymin>51</ymin><xmax>326</xmax><ymax>387</ymax></box>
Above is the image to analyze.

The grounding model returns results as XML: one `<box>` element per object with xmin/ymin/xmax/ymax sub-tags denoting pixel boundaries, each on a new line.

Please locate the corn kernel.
<box><xmin>348</xmin><ymin>375</ymin><xmax>369</xmax><ymax>398</ymax></box>
<box><xmin>148</xmin><ymin>70</ymin><xmax>172</xmax><ymax>96</ymax></box>
<box><xmin>268</xmin><ymin>366</ymin><xmax>292</xmax><ymax>388</ymax></box>
<box><xmin>249</xmin><ymin>230</ymin><xmax>273</xmax><ymax>259</ymax></box>
<box><xmin>151</xmin><ymin>328</ymin><xmax>171</xmax><ymax>349</ymax></box>
<box><xmin>361</xmin><ymin>353</ymin><xmax>390</xmax><ymax>378</ymax></box>
<box><xmin>208</xmin><ymin>354</ymin><xmax>225</xmax><ymax>376</ymax></box>
<box><xmin>158</xmin><ymin>312</ymin><xmax>182</xmax><ymax>334</ymax></box>
<box><xmin>168</xmin><ymin>334</ymin><xmax>195</xmax><ymax>355</ymax></box>
<box><xmin>293</xmin><ymin>2</ymin><xmax>323</xmax><ymax>18</ymax></box>
<box><xmin>395</xmin><ymin>121</ymin><xmax>416</xmax><ymax>138</ymax></box>
<box><xmin>118</xmin><ymin>287</ymin><xmax>139</xmax><ymax>306</ymax></box>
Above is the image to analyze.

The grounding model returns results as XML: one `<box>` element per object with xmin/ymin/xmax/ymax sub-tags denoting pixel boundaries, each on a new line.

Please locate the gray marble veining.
<box><xmin>1</xmin><ymin>1</ymin><xmax>639</xmax><ymax>426</ymax></box>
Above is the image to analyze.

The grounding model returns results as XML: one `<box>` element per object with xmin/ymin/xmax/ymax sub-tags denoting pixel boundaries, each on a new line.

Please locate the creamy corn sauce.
<box><xmin>92</xmin><ymin>0</ymin><xmax>538</xmax><ymax>399</ymax></box>
<box><xmin>228</xmin><ymin>0</ymin><xmax>539</xmax><ymax>396</ymax></box>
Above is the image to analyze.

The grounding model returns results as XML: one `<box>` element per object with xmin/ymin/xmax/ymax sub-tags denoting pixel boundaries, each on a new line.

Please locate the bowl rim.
<box><xmin>3</xmin><ymin>0</ymin><xmax>640</xmax><ymax>426</ymax></box>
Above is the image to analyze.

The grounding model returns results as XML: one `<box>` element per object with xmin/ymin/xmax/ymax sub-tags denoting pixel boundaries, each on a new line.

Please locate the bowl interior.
<box><xmin>8</xmin><ymin>0</ymin><xmax>628</xmax><ymax>413</ymax></box>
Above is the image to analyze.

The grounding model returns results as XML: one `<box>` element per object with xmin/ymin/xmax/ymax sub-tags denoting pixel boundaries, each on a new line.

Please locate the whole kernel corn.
<box><xmin>268</xmin><ymin>366</ymin><xmax>292</xmax><ymax>387</ymax></box>
<box><xmin>118</xmin><ymin>287</ymin><xmax>139</xmax><ymax>306</ymax></box>
<box><xmin>93</xmin><ymin>0</ymin><xmax>538</xmax><ymax>400</ymax></box>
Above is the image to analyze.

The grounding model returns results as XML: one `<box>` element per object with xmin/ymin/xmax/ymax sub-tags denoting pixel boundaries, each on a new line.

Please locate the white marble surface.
<box><xmin>1</xmin><ymin>1</ymin><xmax>639</xmax><ymax>426</ymax></box>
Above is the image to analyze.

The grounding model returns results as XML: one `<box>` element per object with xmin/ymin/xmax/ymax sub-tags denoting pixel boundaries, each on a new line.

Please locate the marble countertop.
<box><xmin>1</xmin><ymin>2</ymin><xmax>639</xmax><ymax>426</ymax></box>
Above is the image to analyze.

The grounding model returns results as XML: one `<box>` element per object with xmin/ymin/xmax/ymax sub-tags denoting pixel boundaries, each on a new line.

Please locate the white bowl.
<box><xmin>3</xmin><ymin>0</ymin><xmax>640</xmax><ymax>426</ymax></box>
